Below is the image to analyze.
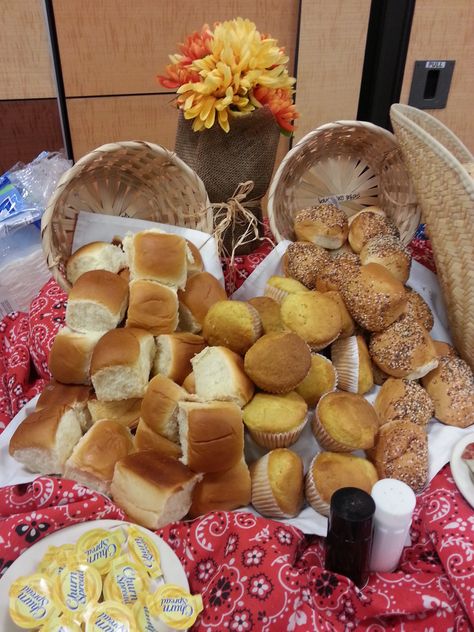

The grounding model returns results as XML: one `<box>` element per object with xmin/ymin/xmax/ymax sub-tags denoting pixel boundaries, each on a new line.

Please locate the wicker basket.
<box><xmin>390</xmin><ymin>104</ymin><xmax>474</xmax><ymax>368</ymax></box>
<box><xmin>267</xmin><ymin>120</ymin><xmax>420</xmax><ymax>245</ymax></box>
<box><xmin>41</xmin><ymin>140</ymin><xmax>211</xmax><ymax>291</ymax></box>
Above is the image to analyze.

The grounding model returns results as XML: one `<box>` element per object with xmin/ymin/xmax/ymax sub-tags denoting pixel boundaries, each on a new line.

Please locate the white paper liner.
<box><xmin>304</xmin><ymin>456</ymin><xmax>331</xmax><ymax>517</ymax></box>
<box><xmin>264</xmin><ymin>284</ymin><xmax>289</xmax><ymax>304</ymax></box>
<box><xmin>331</xmin><ymin>336</ymin><xmax>359</xmax><ymax>392</ymax></box>
<box><xmin>249</xmin><ymin>416</ymin><xmax>308</xmax><ymax>449</ymax></box>
<box><xmin>251</xmin><ymin>454</ymin><xmax>291</xmax><ymax>519</ymax></box>
<box><xmin>247</xmin><ymin>302</ymin><xmax>264</xmax><ymax>339</ymax></box>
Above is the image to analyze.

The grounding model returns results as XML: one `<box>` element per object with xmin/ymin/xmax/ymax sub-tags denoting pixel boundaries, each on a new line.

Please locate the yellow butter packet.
<box><xmin>147</xmin><ymin>584</ymin><xmax>203</xmax><ymax>630</ymax></box>
<box><xmin>127</xmin><ymin>525</ymin><xmax>163</xmax><ymax>580</ymax></box>
<box><xmin>37</xmin><ymin>544</ymin><xmax>77</xmax><ymax>575</ymax></box>
<box><xmin>85</xmin><ymin>600</ymin><xmax>138</xmax><ymax>632</ymax></box>
<box><xmin>40</xmin><ymin>612</ymin><xmax>83</xmax><ymax>631</ymax></box>
<box><xmin>132</xmin><ymin>599</ymin><xmax>161</xmax><ymax>632</ymax></box>
<box><xmin>76</xmin><ymin>528</ymin><xmax>123</xmax><ymax>574</ymax></box>
<box><xmin>103</xmin><ymin>555</ymin><xmax>149</xmax><ymax>606</ymax></box>
<box><xmin>9</xmin><ymin>573</ymin><xmax>61</xmax><ymax>629</ymax></box>
<box><xmin>55</xmin><ymin>561</ymin><xmax>102</xmax><ymax>617</ymax></box>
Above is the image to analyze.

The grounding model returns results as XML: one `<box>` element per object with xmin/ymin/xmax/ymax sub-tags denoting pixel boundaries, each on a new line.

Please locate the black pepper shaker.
<box><xmin>324</xmin><ymin>487</ymin><xmax>375</xmax><ymax>588</ymax></box>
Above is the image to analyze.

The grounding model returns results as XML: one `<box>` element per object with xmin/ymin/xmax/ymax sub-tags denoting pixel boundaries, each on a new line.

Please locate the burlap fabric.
<box><xmin>175</xmin><ymin>107</ymin><xmax>280</xmax><ymax>254</ymax></box>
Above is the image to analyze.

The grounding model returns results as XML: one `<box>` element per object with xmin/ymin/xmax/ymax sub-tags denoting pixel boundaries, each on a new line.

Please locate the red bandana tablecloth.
<box><xmin>2</xmin><ymin>226</ymin><xmax>472</xmax><ymax>632</ymax></box>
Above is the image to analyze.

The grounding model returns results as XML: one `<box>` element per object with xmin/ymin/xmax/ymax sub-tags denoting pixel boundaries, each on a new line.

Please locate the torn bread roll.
<box><xmin>123</xmin><ymin>229</ymin><xmax>188</xmax><ymax>289</ymax></box>
<box><xmin>141</xmin><ymin>374</ymin><xmax>188</xmax><ymax>442</ymax></box>
<box><xmin>153</xmin><ymin>332</ymin><xmax>206</xmax><ymax>384</ymax></box>
<box><xmin>188</xmin><ymin>457</ymin><xmax>251</xmax><ymax>518</ymax></box>
<box><xmin>134</xmin><ymin>419</ymin><xmax>182</xmax><ymax>459</ymax></box>
<box><xmin>64</xmin><ymin>419</ymin><xmax>134</xmax><ymax>494</ymax></box>
<box><xmin>178</xmin><ymin>401</ymin><xmax>244</xmax><ymax>473</ymax></box>
<box><xmin>65</xmin><ymin>270</ymin><xmax>129</xmax><ymax>333</ymax></box>
<box><xmin>86</xmin><ymin>397</ymin><xmax>142</xmax><ymax>429</ymax></box>
<box><xmin>125</xmin><ymin>280</ymin><xmax>178</xmax><ymax>334</ymax></box>
<box><xmin>178</xmin><ymin>272</ymin><xmax>227</xmax><ymax>333</ymax></box>
<box><xmin>186</xmin><ymin>240</ymin><xmax>204</xmax><ymax>277</ymax></box>
<box><xmin>192</xmin><ymin>346</ymin><xmax>255</xmax><ymax>407</ymax></box>
<box><xmin>66</xmin><ymin>241</ymin><xmax>126</xmax><ymax>286</ymax></box>
<box><xmin>110</xmin><ymin>451</ymin><xmax>202</xmax><ymax>529</ymax></box>
<box><xmin>90</xmin><ymin>328</ymin><xmax>155</xmax><ymax>400</ymax></box>
<box><xmin>36</xmin><ymin>380</ymin><xmax>91</xmax><ymax>431</ymax></box>
<box><xmin>9</xmin><ymin>405</ymin><xmax>83</xmax><ymax>475</ymax></box>
<box><xmin>49</xmin><ymin>327</ymin><xmax>103</xmax><ymax>385</ymax></box>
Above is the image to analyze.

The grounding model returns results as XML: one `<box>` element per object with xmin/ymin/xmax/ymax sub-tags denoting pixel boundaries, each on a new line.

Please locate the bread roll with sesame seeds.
<box><xmin>282</xmin><ymin>242</ymin><xmax>330</xmax><ymax>289</ymax></box>
<box><xmin>400</xmin><ymin>288</ymin><xmax>434</xmax><ymax>331</ymax></box>
<box><xmin>374</xmin><ymin>378</ymin><xmax>434</xmax><ymax>427</ymax></box>
<box><xmin>315</xmin><ymin>252</ymin><xmax>360</xmax><ymax>293</ymax></box>
<box><xmin>359</xmin><ymin>235</ymin><xmax>412</xmax><ymax>283</ymax></box>
<box><xmin>294</xmin><ymin>204</ymin><xmax>349</xmax><ymax>249</ymax></box>
<box><xmin>348</xmin><ymin>210</ymin><xmax>399</xmax><ymax>253</ymax></box>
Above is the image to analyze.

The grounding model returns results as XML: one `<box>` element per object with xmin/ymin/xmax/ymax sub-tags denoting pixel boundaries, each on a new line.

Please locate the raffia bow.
<box><xmin>211</xmin><ymin>180</ymin><xmax>274</xmax><ymax>293</ymax></box>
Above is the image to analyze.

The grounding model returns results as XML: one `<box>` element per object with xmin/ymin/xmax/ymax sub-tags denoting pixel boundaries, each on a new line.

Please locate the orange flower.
<box><xmin>157</xmin><ymin>26</ymin><xmax>213</xmax><ymax>89</ymax></box>
<box><xmin>252</xmin><ymin>86</ymin><xmax>299</xmax><ymax>133</ymax></box>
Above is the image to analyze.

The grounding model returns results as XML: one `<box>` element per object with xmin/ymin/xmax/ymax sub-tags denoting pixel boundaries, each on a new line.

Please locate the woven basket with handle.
<box><xmin>390</xmin><ymin>104</ymin><xmax>474</xmax><ymax>369</ymax></box>
<box><xmin>267</xmin><ymin>120</ymin><xmax>420</xmax><ymax>245</ymax></box>
<box><xmin>41</xmin><ymin>140</ymin><xmax>211</xmax><ymax>291</ymax></box>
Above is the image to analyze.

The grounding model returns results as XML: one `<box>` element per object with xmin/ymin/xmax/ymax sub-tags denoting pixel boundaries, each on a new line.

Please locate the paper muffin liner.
<box><xmin>309</xmin><ymin>331</ymin><xmax>341</xmax><ymax>353</ymax></box>
<box><xmin>311</xmin><ymin>397</ymin><xmax>354</xmax><ymax>452</ymax></box>
<box><xmin>304</xmin><ymin>455</ymin><xmax>331</xmax><ymax>517</ymax></box>
<box><xmin>246</xmin><ymin>303</ymin><xmax>264</xmax><ymax>339</ymax></box>
<box><xmin>249</xmin><ymin>416</ymin><xmax>307</xmax><ymax>449</ymax></box>
<box><xmin>251</xmin><ymin>453</ymin><xmax>291</xmax><ymax>519</ymax></box>
<box><xmin>331</xmin><ymin>336</ymin><xmax>359</xmax><ymax>392</ymax></box>
<box><xmin>264</xmin><ymin>284</ymin><xmax>289</xmax><ymax>305</ymax></box>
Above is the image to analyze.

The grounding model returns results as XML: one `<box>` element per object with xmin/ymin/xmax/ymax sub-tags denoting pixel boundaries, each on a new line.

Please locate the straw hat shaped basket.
<box><xmin>41</xmin><ymin>140</ymin><xmax>211</xmax><ymax>291</ymax></box>
<box><xmin>267</xmin><ymin>120</ymin><xmax>420</xmax><ymax>245</ymax></box>
<box><xmin>390</xmin><ymin>104</ymin><xmax>474</xmax><ymax>368</ymax></box>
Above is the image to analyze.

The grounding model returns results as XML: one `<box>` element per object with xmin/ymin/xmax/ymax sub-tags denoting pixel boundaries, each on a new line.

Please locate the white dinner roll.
<box><xmin>153</xmin><ymin>332</ymin><xmax>206</xmax><ymax>384</ymax></box>
<box><xmin>133</xmin><ymin>419</ymin><xmax>182</xmax><ymax>459</ymax></box>
<box><xmin>86</xmin><ymin>397</ymin><xmax>142</xmax><ymax>429</ymax></box>
<box><xmin>49</xmin><ymin>327</ymin><xmax>103</xmax><ymax>385</ymax></box>
<box><xmin>123</xmin><ymin>229</ymin><xmax>188</xmax><ymax>289</ymax></box>
<box><xmin>178</xmin><ymin>272</ymin><xmax>227</xmax><ymax>333</ymax></box>
<box><xmin>9</xmin><ymin>405</ymin><xmax>83</xmax><ymax>475</ymax></box>
<box><xmin>64</xmin><ymin>419</ymin><xmax>134</xmax><ymax>494</ymax></box>
<box><xmin>65</xmin><ymin>270</ymin><xmax>129</xmax><ymax>333</ymax></box>
<box><xmin>140</xmin><ymin>374</ymin><xmax>188</xmax><ymax>443</ymax></box>
<box><xmin>110</xmin><ymin>451</ymin><xmax>202</xmax><ymax>529</ymax></box>
<box><xmin>66</xmin><ymin>241</ymin><xmax>126</xmax><ymax>285</ymax></box>
<box><xmin>90</xmin><ymin>328</ymin><xmax>155</xmax><ymax>400</ymax></box>
<box><xmin>125</xmin><ymin>280</ymin><xmax>179</xmax><ymax>334</ymax></box>
<box><xmin>177</xmin><ymin>401</ymin><xmax>244</xmax><ymax>473</ymax></box>
<box><xmin>36</xmin><ymin>380</ymin><xmax>91</xmax><ymax>431</ymax></box>
<box><xmin>191</xmin><ymin>346</ymin><xmax>255</xmax><ymax>407</ymax></box>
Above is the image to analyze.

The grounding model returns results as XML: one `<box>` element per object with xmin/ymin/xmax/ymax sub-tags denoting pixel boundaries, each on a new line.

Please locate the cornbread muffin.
<box><xmin>282</xmin><ymin>241</ymin><xmax>330</xmax><ymax>289</ymax></box>
<box><xmin>374</xmin><ymin>378</ymin><xmax>434</xmax><ymax>427</ymax></box>
<box><xmin>432</xmin><ymin>339</ymin><xmax>457</xmax><ymax>358</ymax></box>
<box><xmin>348</xmin><ymin>210</ymin><xmax>399</xmax><ymax>253</ymax></box>
<box><xmin>243</xmin><ymin>391</ymin><xmax>308</xmax><ymax>448</ymax></box>
<box><xmin>264</xmin><ymin>275</ymin><xmax>309</xmax><ymax>304</ymax></box>
<box><xmin>369</xmin><ymin>420</ymin><xmax>428</xmax><ymax>493</ymax></box>
<box><xmin>202</xmin><ymin>300</ymin><xmax>262</xmax><ymax>355</ymax></box>
<box><xmin>324</xmin><ymin>290</ymin><xmax>355</xmax><ymax>338</ymax></box>
<box><xmin>315</xmin><ymin>252</ymin><xmax>360</xmax><ymax>292</ymax></box>
<box><xmin>244</xmin><ymin>332</ymin><xmax>311</xmax><ymax>393</ymax></box>
<box><xmin>250</xmin><ymin>448</ymin><xmax>304</xmax><ymax>518</ymax></box>
<box><xmin>248</xmin><ymin>296</ymin><xmax>286</xmax><ymax>334</ymax></box>
<box><xmin>370</xmin><ymin>318</ymin><xmax>438</xmax><ymax>379</ymax></box>
<box><xmin>421</xmin><ymin>356</ymin><xmax>474</xmax><ymax>428</ymax></box>
<box><xmin>293</xmin><ymin>204</ymin><xmax>349</xmax><ymax>249</ymax></box>
<box><xmin>305</xmin><ymin>452</ymin><xmax>378</xmax><ymax>516</ymax></box>
<box><xmin>340</xmin><ymin>263</ymin><xmax>407</xmax><ymax>332</ymax></box>
<box><xmin>296</xmin><ymin>354</ymin><xmax>338</xmax><ymax>407</ymax></box>
<box><xmin>331</xmin><ymin>335</ymin><xmax>374</xmax><ymax>394</ymax></box>
<box><xmin>400</xmin><ymin>288</ymin><xmax>434</xmax><ymax>331</ymax></box>
<box><xmin>359</xmin><ymin>235</ymin><xmax>412</xmax><ymax>283</ymax></box>
<box><xmin>280</xmin><ymin>291</ymin><xmax>342</xmax><ymax>351</ymax></box>
<box><xmin>312</xmin><ymin>391</ymin><xmax>379</xmax><ymax>452</ymax></box>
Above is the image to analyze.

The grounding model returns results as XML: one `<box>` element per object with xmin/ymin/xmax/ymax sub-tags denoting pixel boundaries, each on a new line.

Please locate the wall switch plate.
<box><xmin>408</xmin><ymin>60</ymin><xmax>455</xmax><ymax>109</ymax></box>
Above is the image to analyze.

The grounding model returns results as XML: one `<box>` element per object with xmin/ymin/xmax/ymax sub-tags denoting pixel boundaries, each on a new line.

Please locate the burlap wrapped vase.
<box><xmin>175</xmin><ymin>106</ymin><xmax>280</xmax><ymax>255</ymax></box>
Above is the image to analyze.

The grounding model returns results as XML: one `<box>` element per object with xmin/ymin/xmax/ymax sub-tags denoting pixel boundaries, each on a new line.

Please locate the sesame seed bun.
<box><xmin>294</xmin><ymin>204</ymin><xmax>349</xmax><ymax>249</ymax></box>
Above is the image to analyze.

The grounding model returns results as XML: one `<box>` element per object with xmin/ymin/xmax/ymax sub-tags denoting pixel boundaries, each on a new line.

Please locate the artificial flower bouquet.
<box><xmin>158</xmin><ymin>18</ymin><xmax>299</xmax><ymax>254</ymax></box>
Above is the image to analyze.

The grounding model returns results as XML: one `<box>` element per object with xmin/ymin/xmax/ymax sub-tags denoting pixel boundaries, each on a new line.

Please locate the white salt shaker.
<box><xmin>370</xmin><ymin>478</ymin><xmax>416</xmax><ymax>573</ymax></box>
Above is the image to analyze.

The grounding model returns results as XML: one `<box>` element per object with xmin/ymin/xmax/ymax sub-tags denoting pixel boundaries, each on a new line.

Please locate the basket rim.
<box><xmin>267</xmin><ymin>120</ymin><xmax>402</xmax><ymax>243</ymax></box>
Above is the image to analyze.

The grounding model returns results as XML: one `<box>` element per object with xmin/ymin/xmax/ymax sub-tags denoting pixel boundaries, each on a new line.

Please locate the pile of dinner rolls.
<box><xmin>9</xmin><ymin>213</ymin><xmax>474</xmax><ymax>527</ymax></box>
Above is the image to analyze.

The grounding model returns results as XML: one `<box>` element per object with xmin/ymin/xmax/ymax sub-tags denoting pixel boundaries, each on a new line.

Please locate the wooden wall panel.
<box><xmin>294</xmin><ymin>0</ymin><xmax>371</xmax><ymax>143</ymax></box>
<box><xmin>400</xmin><ymin>0</ymin><xmax>474</xmax><ymax>151</ymax></box>
<box><xmin>0</xmin><ymin>0</ymin><xmax>56</xmax><ymax>99</ymax></box>
<box><xmin>0</xmin><ymin>99</ymin><xmax>64</xmax><ymax>173</ymax></box>
<box><xmin>53</xmin><ymin>0</ymin><xmax>299</xmax><ymax>97</ymax></box>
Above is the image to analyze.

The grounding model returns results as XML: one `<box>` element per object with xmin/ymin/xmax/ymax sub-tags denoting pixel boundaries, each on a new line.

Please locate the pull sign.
<box><xmin>408</xmin><ymin>60</ymin><xmax>455</xmax><ymax>110</ymax></box>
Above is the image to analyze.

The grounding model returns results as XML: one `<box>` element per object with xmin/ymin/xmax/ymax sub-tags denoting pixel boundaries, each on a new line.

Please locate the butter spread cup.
<box><xmin>147</xmin><ymin>584</ymin><xmax>203</xmax><ymax>630</ymax></box>
<box><xmin>76</xmin><ymin>528</ymin><xmax>123</xmax><ymax>575</ymax></box>
<box><xmin>103</xmin><ymin>556</ymin><xmax>149</xmax><ymax>606</ymax></box>
<box><xmin>84</xmin><ymin>600</ymin><xmax>138</xmax><ymax>632</ymax></box>
<box><xmin>132</xmin><ymin>600</ymin><xmax>161</xmax><ymax>632</ymax></box>
<box><xmin>9</xmin><ymin>573</ymin><xmax>61</xmax><ymax>629</ymax></box>
<box><xmin>126</xmin><ymin>525</ymin><xmax>163</xmax><ymax>580</ymax></box>
<box><xmin>40</xmin><ymin>612</ymin><xmax>83</xmax><ymax>632</ymax></box>
<box><xmin>55</xmin><ymin>562</ymin><xmax>102</xmax><ymax>617</ymax></box>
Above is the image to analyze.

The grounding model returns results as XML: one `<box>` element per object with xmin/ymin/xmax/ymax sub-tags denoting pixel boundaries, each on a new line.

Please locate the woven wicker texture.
<box><xmin>41</xmin><ymin>141</ymin><xmax>211</xmax><ymax>291</ymax></box>
<box><xmin>267</xmin><ymin>120</ymin><xmax>420</xmax><ymax>245</ymax></box>
<box><xmin>390</xmin><ymin>104</ymin><xmax>474</xmax><ymax>368</ymax></box>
